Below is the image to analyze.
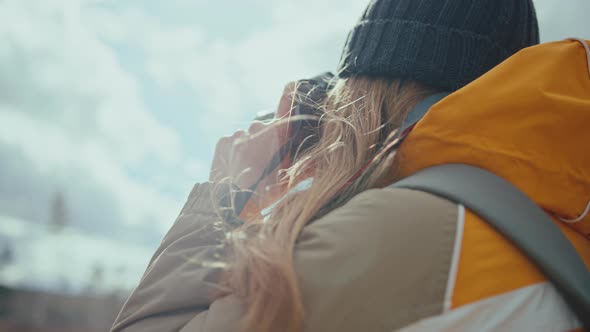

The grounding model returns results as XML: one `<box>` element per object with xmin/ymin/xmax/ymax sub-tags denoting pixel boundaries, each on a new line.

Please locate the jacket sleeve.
<box><xmin>110</xmin><ymin>182</ymin><xmax>233</xmax><ymax>332</ymax></box>
<box><xmin>112</xmin><ymin>186</ymin><xmax>459</xmax><ymax>332</ymax></box>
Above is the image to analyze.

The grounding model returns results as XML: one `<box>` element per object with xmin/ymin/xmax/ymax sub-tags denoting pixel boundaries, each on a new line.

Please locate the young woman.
<box><xmin>111</xmin><ymin>0</ymin><xmax>590</xmax><ymax>331</ymax></box>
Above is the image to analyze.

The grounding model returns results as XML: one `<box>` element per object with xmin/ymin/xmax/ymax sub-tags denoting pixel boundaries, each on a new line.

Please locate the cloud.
<box><xmin>0</xmin><ymin>0</ymin><xmax>588</xmax><ymax>293</ymax></box>
<box><xmin>1</xmin><ymin>0</ymin><xmax>587</xmax><ymax>228</ymax></box>
<box><xmin>535</xmin><ymin>0</ymin><xmax>590</xmax><ymax>42</ymax></box>
<box><xmin>124</xmin><ymin>0</ymin><xmax>590</xmax><ymax>138</ymax></box>
<box><xmin>0</xmin><ymin>0</ymin><xmax>204</xmax><ymax>244</ymax></box>
<box><xmin>107</xmin><ymin>0</ymin><xmax>368</xmax><ymax>136</ymax></box>
<box><xmin>0</xmin><ymin>0</ymin><xmax>183</xmax><ymax>166</ymax></box>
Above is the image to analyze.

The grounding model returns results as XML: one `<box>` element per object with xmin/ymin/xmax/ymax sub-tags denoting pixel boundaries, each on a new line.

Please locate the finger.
<box><xmin>276</xmin><ymin>81</ymin><xmax>298</xmax><ymax>119</ymax></box>
<box><xmin>210</xmin><ymin>136</ymin><xmax>233</xmax><ymax>181</ymax></box>
<box><xmin>248</xmin><ymin>121</ymin><xmax>266</xmax><ymax>135</ymax></box>
<box><xmin>241</xmin><ymin>121</ymin><xmax>290</xmax><ymax>153</ymax></box>
<box><xmin>246</xmin><ymin>120</ymin><xmax>289</xmax><ymax>141</ymax></box>
<box><xmin>231</xmin><ymin>130</ymin><xmax>247</xmax><ymax>139</ymax></box>
<box><xmin>228</xmin><ymin>130</ymin><xmax>249</xmax><ymax>147</ymax></box>
<box><xmin>214</xmin><ymin>136</ymin><xmax>233</xmax><ymax>157</ymax></box>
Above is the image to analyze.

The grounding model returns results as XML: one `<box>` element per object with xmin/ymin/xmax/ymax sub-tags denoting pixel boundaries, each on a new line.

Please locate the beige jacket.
<box><xmin>111</xmin><ymin>183</ymin><xmax>459</xmax><ymax>332</ymax></box>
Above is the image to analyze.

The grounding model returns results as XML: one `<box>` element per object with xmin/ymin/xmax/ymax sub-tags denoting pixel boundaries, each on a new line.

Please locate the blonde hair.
<box><xmin>219</xmin><ymin>76</ymin><xmax>438</xmax><ymax>332</ymax></box>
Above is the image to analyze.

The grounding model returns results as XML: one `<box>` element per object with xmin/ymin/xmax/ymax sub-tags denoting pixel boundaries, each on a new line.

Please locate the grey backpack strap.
<box><xmin>393</xmin><ymin>164</ymin><xmax>590</xmax><ymax>329</ymax></box>
<box><xmin>399</xmin><ymin>92</ymin><xmax>450</xmax><ymax>134</ymax></box>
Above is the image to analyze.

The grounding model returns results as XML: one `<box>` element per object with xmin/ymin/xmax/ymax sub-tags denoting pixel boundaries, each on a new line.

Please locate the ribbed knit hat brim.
<box><xmin>338</xmin><ymin>0</ymin><xmax>540</xmax><ymax>91</ymax></box>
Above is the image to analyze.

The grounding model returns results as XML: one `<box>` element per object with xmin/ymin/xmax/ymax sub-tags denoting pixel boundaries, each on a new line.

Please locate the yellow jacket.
<box><xmin>397</xmin><ymin>39</ymin><xmax>590</xmax><ymax>329</ymax></box>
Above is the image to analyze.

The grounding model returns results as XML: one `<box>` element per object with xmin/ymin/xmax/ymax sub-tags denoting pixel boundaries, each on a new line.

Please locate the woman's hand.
<box><xmin>209</xmin><ymin>83</ymin><xmax>296</xmax><ymax>211</ymax></box>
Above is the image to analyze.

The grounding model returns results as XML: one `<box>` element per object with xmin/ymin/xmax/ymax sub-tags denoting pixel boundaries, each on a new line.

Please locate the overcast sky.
<box><xmin>0</xmin><ymin>0</ymin><xmax>588</xmax><ymax>290</ymax></box>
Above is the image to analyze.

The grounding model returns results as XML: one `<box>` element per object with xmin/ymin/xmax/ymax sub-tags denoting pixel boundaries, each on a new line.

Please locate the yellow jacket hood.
<box><xmin>397</xmin><ymin>39</ymin><xmax>590</xmax><ymax>239</ymax></box>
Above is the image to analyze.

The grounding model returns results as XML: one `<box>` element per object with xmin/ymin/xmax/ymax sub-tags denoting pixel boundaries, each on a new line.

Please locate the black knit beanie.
<box><xmin>338</xmin><ymin>0</ymin><xmax>540</xmax><ymax>91</ymax></box>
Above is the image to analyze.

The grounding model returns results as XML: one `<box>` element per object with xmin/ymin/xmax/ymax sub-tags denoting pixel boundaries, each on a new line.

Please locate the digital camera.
<box><xmin>255</xmin><ymin>72</ymin><xmax>335</xmax><ymax>159</ymax></box>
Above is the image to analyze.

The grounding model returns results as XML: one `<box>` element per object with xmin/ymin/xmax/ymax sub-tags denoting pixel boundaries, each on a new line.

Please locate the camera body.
<box><xmin>255</xmin><ymin>72</ymin><xmax>335</xmax><ymax>159</ymax></box>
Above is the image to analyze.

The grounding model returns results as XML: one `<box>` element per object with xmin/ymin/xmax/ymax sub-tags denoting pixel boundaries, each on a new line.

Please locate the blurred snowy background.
<box><xmin>0</xmin><ymin>0</ymin><xmax>588</xmax><ymax>330</ymax></box>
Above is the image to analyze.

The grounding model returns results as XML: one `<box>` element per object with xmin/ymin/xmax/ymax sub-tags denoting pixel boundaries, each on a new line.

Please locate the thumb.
<box><xmin>276</xmin><ymin>82</ymin><xmax>297</xmax><ymax>119</ymax></box>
